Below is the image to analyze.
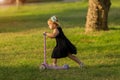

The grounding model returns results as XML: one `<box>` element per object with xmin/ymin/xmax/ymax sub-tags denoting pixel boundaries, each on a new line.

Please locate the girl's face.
<box><xmin>48</xmin><ymin>21</ymin><xmax>56</xmax><ymax>30</ymax></box>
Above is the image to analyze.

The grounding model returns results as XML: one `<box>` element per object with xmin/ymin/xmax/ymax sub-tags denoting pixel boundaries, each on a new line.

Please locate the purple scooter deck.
<box><xmin>40</xmin><ymin>63</ymin><xmax>69</xmax><ymax>70</ymax></box>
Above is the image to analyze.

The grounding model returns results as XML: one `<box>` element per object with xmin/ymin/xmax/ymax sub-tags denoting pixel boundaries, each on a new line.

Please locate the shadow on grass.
<box><xmin>110</xmin><ymin>27</ymin><xmax>120</xmax><ymax>30</ymax></box>
<box><xmin>0</xmin><ymin>5</ymin><xmax>120</xmax><ymax>33</ymax></box>
<box><xmin>0</xmin><ymin>63</ymin><xmax>119</xmax><ymax>80</ymax></box>
<box><xmin>0</xmin><ymin>7</ymin><xmax>87</xmax><ymax>33</ymax></box>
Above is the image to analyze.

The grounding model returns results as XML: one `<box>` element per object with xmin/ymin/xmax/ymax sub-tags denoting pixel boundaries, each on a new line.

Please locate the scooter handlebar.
<box><xmin>43</xmin><ymin>32</ymin><xmax>46</xmax><ymax>36</ymax></box>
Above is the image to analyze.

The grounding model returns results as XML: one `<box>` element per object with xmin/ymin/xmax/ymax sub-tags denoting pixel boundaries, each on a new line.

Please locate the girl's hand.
<box><xmin>45</xmin><ymin>29</ymin><xmax>59</xmax><ymax>38</ymax></box>
<box><xmin>43</xmin><ymin>32</ymin><xmax>47</xmax><ymax>36</ymax></box>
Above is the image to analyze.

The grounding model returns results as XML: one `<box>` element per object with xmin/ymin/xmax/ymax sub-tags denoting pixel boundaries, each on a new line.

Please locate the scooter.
<box><xmin>39</xmin><ymin>32</ymin><xmax>69</xmax><ymax>70</ymax></box>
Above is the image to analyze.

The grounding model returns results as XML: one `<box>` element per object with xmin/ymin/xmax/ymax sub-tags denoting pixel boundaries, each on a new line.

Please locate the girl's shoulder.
<box><xmin>57</xmin><ymin>26</ymin><xmax>62</xmax><ymax>30</ymax></box>
<box><xmin>57</xmin><ymin>26</ymin><xmax>64</xmax><ymax>35</ymax></box>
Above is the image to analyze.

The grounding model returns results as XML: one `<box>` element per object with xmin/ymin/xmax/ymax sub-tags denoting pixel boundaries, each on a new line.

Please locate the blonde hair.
<box><xmin>48</xmin><ymin>19</ymin><xmax>59</xmax><ymax>26</ymax></box>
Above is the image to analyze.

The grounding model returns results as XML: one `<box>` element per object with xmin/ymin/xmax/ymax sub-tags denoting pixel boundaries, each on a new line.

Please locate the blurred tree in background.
<box><xmin>1</xmin><ymin>0</ymin><xmax>62</xmax><ymax>4</ymax></box>
<box><xmin>12</xmin><ymin>0</ymin><xmax>62</xmax><ymax>4</ymax></box>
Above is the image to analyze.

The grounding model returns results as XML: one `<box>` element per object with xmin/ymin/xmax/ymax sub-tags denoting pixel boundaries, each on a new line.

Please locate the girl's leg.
<box><xmin>68</xmin><ymin>54</ymin><xmax>83</xmax><ymax>66</ymax></box>
<box><xmin>52</xmin><ymin>58</ymin><xmax>57</xmax><ymax>66</ymax></box>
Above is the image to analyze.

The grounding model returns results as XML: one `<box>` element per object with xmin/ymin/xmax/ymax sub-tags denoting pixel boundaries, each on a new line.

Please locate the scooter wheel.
<box><xmin>39</xmin><ymin>64</ymin><xmax>46</xmax><ymax>70</ymax></box>
<box><xmin>63</xmin><ymin>64</ymin><xmax>69</xmax><ymax>69</ymax></box>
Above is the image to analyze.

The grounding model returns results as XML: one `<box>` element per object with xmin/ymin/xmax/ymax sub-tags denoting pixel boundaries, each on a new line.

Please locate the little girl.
<box><xmin>44</xmin><ymin>16</ymin><xmax>84</xmax><ymax>67</ymax></box>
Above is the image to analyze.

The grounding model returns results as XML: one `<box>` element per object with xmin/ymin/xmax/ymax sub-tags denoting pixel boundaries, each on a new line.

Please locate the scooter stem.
<box><xmin>43</xmin><ymin>33</ymin><xmax>47</xmax><ymax>64</ymax></box>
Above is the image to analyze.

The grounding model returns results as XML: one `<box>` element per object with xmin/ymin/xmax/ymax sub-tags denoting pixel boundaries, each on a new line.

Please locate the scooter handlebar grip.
<box><xmin>43</xmin><ymin>32</ymin><xmax>46</xmax><ymax>36</ymax></box>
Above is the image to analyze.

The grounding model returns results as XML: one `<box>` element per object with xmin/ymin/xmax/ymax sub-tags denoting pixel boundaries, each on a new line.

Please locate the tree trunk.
<box><xmin>85</xmin><ymin>0</ymin><xmax>111</xmax><ymax>33</ymax></box>
<box><xmin>16</xmin><ymin>0</ymin><xmax>22</xmax><ymax>7</ymax></box>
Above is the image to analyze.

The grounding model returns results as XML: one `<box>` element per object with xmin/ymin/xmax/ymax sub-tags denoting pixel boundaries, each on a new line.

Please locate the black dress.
<box><xmin>51</xmin><ymin>27</ymin><xmax>77</xmax><ymax>58</ymax></box>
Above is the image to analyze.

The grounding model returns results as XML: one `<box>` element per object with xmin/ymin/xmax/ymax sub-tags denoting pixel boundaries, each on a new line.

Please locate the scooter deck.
<box><xmin>40</xmin><ymin>64</ymin><xmax>69</xmax><ymax>70</ymax></box>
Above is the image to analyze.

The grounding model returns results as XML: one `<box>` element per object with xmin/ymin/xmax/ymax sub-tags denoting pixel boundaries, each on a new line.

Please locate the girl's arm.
<box><xmin>46</xmin><ymin>28</ymin><xmax>59</xmax><ymax>38</ymax></box>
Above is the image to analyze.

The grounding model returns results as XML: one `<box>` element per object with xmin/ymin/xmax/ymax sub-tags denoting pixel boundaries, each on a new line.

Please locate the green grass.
<box><xmin>0</xmin><ymin>0</ymin><xmax>120</xmax><ymax>80</ymax></box>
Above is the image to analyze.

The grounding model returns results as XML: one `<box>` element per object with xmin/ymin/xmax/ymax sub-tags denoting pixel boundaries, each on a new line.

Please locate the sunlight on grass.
<box><xmin>0</xmin><ymin>0</ymin><xmax>120</xmax><ymax>80</ymax></box>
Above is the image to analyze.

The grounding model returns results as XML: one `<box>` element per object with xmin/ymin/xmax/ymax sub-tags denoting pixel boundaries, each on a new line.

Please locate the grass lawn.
<box><xmin>0</xmin><ymin>0</ymin><xmax>120</xmax><ymax>80</ymax></box>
